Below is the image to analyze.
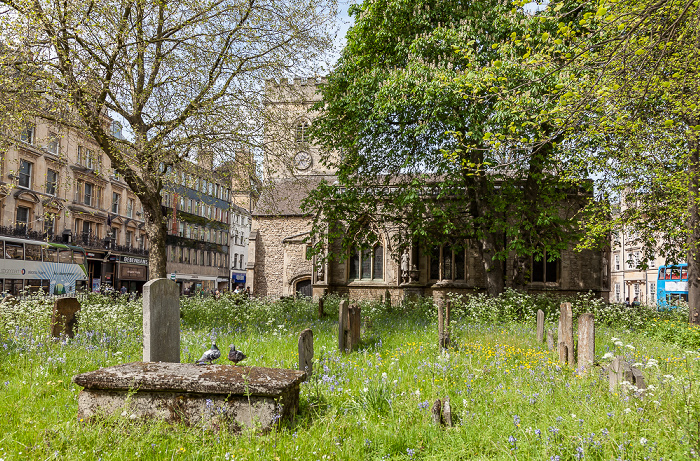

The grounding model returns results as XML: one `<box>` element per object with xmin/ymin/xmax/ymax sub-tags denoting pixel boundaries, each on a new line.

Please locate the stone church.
<box><xmin>246</xmin><ymin>77</ymin><xmax>610</xmax><ymax>302</ymax></box>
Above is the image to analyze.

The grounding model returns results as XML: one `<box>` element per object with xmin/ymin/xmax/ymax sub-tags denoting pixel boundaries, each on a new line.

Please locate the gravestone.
<box><xmin>51</xmin><ymin>297</ymin><xmax>81</xmax><ymax>338</ymax></box>
<box><xmin>577</xmin><ymin>313</ymin><xmax>595</xmax><ymax>371</ymax></box>
<box><xmin>385</xmin><ymin>289</ymin><xmax>391</xmax><ymax>311</ymax></box>
<box><xmin>438</xmin><ymin>300</ymin><xmax>452</xmax><ymax>349</ymax></box>
<box><xmin>431</xmin><ymin>399</ymin><xmax>442</xmax><ymax>426</ymax></box>
<box><xmin>338</xmin><ymin>299</ymin><xmax>350</xmax><ymax>352</ymax></box>
<box><xmin>609</xmin><ymin>356</ymin><xmax>647</xmax><ymax>393</ymax></box>
<box><xmin>298</xmin><ymin>329</ymin><xmax>313</xmax><ymax>377</ymax></box>
<box><xmin>143</xmin><ymin>278</ymin><xmax>180</xmax><ymax>363</ymax></box>
<box><xmin>547</xmin><ymin>329</ymin><xmax>554</xmax><ymax>351</ymax></box>
<box><xmin>536</xmin><ymin>309</ymin><xmax>544</xmax><ymax>343</ymax></box>
<box><xmin>442</xmin><ymin>397</ymin><xmax>453</xmax><ymax>427</ymax></box>
<box><xmin>557</xmin><ymin>303</ymin><xmax>574</xmax><ymax>365</ymax></box>
<box><xmin>318</xmin><ymin>297</ymin><xmax>324</xmax><ymax>319</ymax></box>
<box><xmin>349</xmin><ymin>305</ymin><xmax>361</xmax><ymax>350</ymax></box>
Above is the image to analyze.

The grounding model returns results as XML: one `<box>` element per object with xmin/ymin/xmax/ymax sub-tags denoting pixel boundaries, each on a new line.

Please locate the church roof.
<box><xmin>252</xmin><ymin>175</ymin><xmax>335</xmax><ymax>217</ymax></box>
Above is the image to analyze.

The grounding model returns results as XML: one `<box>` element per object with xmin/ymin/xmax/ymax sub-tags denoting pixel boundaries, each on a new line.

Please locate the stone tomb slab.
<box><xmin>73</xmin><ymin>362</ymin><xmax>306</xmax><ymax>432</ymax></box>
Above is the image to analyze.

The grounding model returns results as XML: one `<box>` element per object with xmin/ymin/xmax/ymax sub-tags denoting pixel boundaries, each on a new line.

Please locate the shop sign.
<box><xmin>119</xmin><ymin>264</ymin><xmax>147</xmax><ymax>280</ymax></box>
<box><xmin>121</xmin><ymin>255</ymin><xmax>148</xmax><ymax>265</ymax></box>
<box><xmin>232</xmin><ymin>273</ymin><xmax>246</xmax><ymax>283</ymax></box>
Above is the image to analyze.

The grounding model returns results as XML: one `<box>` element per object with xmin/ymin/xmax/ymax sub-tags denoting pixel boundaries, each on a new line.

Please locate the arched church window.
<box><xmin>348</xmin><ymin>243</ymin><xmax>384</xmax><ymax>281</ymax></box>
<box><xmin>532</xmin><ymin>248</ymin><xmax>560</xmax><ymax>283</ymax></box>
<box><xmin>428</xmin><ymin>243</ymin><xmax>468</xmax><ymax>282</ymax></box>
<box><xmin>295</xmin><ymin>121</ymin><xmax>310</xmax><ymax>143</ymax></box>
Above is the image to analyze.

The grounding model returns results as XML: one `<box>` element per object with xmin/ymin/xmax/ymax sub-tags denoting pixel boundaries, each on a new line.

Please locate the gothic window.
<box><xmin>532</xmin><ymin>249</ymin><xmax>560</xmax><ymax>283</ymax></box>
<box><xmin>428</xmin><ymin>244</ymin><xmax>468</xmax><ymax>282</ymax></box>
<box><xmin>348</xmin><ymin>244</ymin><xmax>384</xmax><ymax>280</ymax></box>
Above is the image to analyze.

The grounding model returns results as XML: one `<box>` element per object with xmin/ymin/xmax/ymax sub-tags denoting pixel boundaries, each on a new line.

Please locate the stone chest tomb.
<box><xmin>73</xmin><ymin>362</ymin><xmax>306</xmax><ymax>431</ymax></box>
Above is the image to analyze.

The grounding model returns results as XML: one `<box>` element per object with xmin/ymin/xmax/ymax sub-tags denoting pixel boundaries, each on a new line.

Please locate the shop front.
<box><xmin>85</xmin><ymin>251</ymin><xmax>106</xmax><ymax>292</ymax></box>
<box><xmin>231</xmin><ymin>272</ymin><xmax>246</xmax><ymax>291</ymax></box>
<box><xmin>175</xmin><ymin>274</ymin><xmax>218</xmax><ymax>295</ymax></box>
<box><xmin>116</xmin><ymin>255</ymin><xmax>149</xmax><ymax>294</ymax></box>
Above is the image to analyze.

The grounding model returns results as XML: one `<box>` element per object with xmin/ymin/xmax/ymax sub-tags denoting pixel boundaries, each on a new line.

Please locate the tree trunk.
<box><xmin>476</xmin><ymin>231</ymin><xmax>506</xmax><ymax>297</ymax></box>
<box><xmin>142</xmin><ymin>196</ymin><xmax>168</xmax><ymax>280</ymax></box>
<box><xmin>688</xmin><ymin>137</ymin><xmax>700</xmax><ymax>324</ymax></box>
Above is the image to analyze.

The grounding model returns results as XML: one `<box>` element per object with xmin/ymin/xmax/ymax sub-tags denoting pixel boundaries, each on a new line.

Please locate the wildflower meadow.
<box><xmin>1</xmin><ymin>290</ymin><xmax>700</xmax><ymax>460</ymax></box>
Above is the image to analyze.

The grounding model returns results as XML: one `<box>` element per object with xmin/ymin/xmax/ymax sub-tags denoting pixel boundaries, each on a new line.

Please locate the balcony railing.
<box><xmin>75</xmin><ymin>231</ymin><xmax>149</xmax><ymax>256</ymax></box>
<box><xmin>0</xmin><ymin>226</ymin><xmax>149</xmax><ymax>256</ymax></box>
<box><xmin>0</xmin><ymin>225</ymin><xmax>65</xmax><ymax>244</ymax></box>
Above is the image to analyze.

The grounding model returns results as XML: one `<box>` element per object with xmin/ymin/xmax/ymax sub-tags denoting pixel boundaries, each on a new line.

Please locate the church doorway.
<box><xmin>295</xmin><ymin>279</ymin><xmax>312</xmax><ymax>298</ymax></box>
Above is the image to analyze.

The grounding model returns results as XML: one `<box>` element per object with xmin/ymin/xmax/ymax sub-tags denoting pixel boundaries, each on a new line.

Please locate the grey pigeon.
<box><xmin>195</xmin><ymin>343</ymin><xmax>220</xmax><ymax>365</ymax></box>
<box><xmin>228</xmin><ymin>344</ymin><xmax>247</xmax><ymax>365</ymax></box>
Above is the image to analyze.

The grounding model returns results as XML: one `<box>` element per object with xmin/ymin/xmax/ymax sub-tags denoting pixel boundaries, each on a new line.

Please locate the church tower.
<box><xmin>263</xmin><ymin>77</ymin><xmax>337</xmax><ymax>180</ymax></box>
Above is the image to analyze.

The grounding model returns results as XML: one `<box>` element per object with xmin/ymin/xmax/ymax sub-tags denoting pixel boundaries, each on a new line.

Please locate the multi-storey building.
<box><xmin>161</xmin><ymin>157</ymin><xmax>232</xmax><ymax>294</ymax></box>
<box><xmin>230</xmin><ymin>203</ymin><xmax>251</xmax><ymax>290</ymax></box>
<box><xmin>1</xmin><ymin>117</ymin><xmax>150</xmax><ymax>295</ymax></box>
<box><xmin>609</xmin><ymin>228</ymin><xmax>660</xmax><ymax>305</ymax></box>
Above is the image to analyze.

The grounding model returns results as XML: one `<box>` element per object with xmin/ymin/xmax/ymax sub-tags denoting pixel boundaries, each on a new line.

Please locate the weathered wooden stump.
<box><xmin>298</xmin><ymin>329</ymin><xmax>313</xmax><ymax>377</ymax></box>
<box><xmin>536</xmin><ymin>309</ymin><xmax>544</xmax><ymax>343</ymax></box>
<box><xmin>73</xmin><ymin>362</ymin><xmax>306</xmax><ymax>432</ymax></box>
<box><xmin>51</xmin><ymin>297</ymin><xmax>81</xmax><ymax>338</ymax></box>
<box><xmin>349</xmin><ymin>304</ymin><xmax>361</xmax><ymax>349</ymax></box>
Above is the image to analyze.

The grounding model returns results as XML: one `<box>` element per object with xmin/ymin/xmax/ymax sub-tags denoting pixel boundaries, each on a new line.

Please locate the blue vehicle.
<box><xmin>656</xmin><ymin>264</ymin><xmax>688</xmax><ymax>309</ymax></box>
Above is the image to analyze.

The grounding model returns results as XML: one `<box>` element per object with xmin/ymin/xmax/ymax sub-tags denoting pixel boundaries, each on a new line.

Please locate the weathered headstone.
<box><xmin>384</xmin><ymin>289</ymin><xmax>391</xmax><ymax>311</ymax></box>
<box><xmin>442</xmin><ymin>397</ymin><xmax>452</xmax><ymax>427</ymax></box>
<box><xmin>143</xmin><ymin>278</ymin><xmax>180</xmax><ymax>363</ymax></box>
<box><xmin>577</xmin><ymin>313</ymin><xmax>595</xmax><ymax>371</ymax></box>
<box><xmin>547</xmin><ymin>329</ymin><xmax>554</xmax><ymax>351</ymax></box>
<box><xmin>298</xmin><ymin>329</ymin><xmax>313</xmax><ymax>377</ymax></box>
<box><xmin>536</xmin><ymin>309</ymin><xmax>544</xmax><ymax>343</ymax></box>
<box><xmin>51</xmin><ymin>297</ymin><xmax>81</xmax><ymax>338</ymax></box>
<box><xmin>349</xmin><ymin>305</ymin><xmax>361</xmax><ymax>350</ymax></box>
<box><xmin>318</xmin><ymin>297</ymin><xmax>324</xmax><ymax>319</ymax></box>
<box><xmin>431</xmin><ymin>399</ymin><xmax>442</xmax><ymax>426</ymax></box>
<box><xmin>338</xmin><ymin>299</ymin><xmax>350</xmax><ymax>353</ymax></box>
<box><xmin>609</xmin><ymin>356</ymin><xmax>624</xmax><ymax>393</ymax></box>
<box><xmin>438</xmin><ymin>300</ymin><xmax>452</xmax><ymax>349</ymax></box>
<box><xmin>438</xmin><ymin>302</ymin><xmax>444</xmax><ymax>349</ymax></box>
<box><xmin>557</xmin><ymin>302</ymin><xmax>574</xmax><ymax>366</ymax></box>
<box><xmin>609</xmin><ymin>356</ymin><xmax>647</xmax><ymax>393</ymax></box>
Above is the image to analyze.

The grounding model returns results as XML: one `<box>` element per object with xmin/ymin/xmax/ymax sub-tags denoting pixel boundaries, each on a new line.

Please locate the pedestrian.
<box><xmin>120</xmin><ymin>285</ymin><xmax>127</xmax><ymax>295</ymax></box>
<box><xmin>625</xmin><ymin>297</ymin><xmax>630</xmax><ymax>307</ymax></box>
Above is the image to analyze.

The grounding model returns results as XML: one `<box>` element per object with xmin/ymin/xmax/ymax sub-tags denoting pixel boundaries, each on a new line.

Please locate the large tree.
<box><xmin>0</xmin><ymin>0</ymin><xmax>337</xmax><ymax>277</ymax></box>
<box><xmin>305</xmin><ymin>0</ymin><xmax>591</xmax><ymax>296</ymax></box>
<box><xmin>496</xmin><ymin>0</ymin><xmax>700</xmax><ymax>319</ymax></box>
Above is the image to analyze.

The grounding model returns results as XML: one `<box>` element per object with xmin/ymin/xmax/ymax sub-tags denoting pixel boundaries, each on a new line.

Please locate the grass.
<box><xmin>1</xmin><ymin>291</ymin><xmax>699</xmax><ymax>460</ymax></box>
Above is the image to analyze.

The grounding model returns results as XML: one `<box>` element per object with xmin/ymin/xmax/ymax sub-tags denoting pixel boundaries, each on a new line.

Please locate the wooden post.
<box><xmin>536</xmin><ymin>309</ymin><xmax>544</xmax><ymax>343</ymax></box>
<box><xmin>318</xmin><ymin>297</ymin><xmax>324</xmax><ymax>319</ymax></box>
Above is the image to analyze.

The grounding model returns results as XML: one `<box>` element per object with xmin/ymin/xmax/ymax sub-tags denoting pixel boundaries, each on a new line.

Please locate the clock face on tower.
<box><xmin>294</xmin><ymin>151</ymin><xmax>312</xmax><ymax>171</ymax></box>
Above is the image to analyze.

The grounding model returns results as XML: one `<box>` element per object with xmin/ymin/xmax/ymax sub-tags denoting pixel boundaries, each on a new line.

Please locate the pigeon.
<box><xmin>228</xmin><ymin>344</ymin><xmax>247</xmax><ymax>365</ymax></box>
<box><xmin>195</xmin><ymin>343</ymin><xmax>221</xmax><ymax>365</ymax></box>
